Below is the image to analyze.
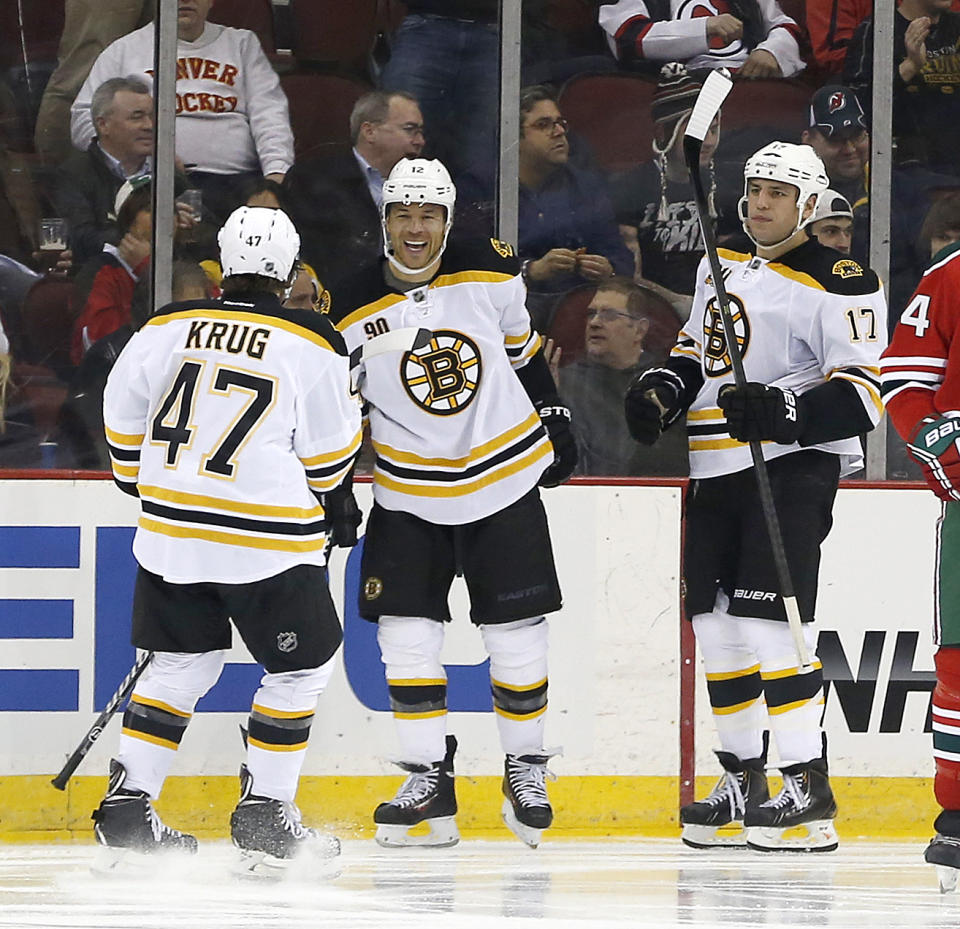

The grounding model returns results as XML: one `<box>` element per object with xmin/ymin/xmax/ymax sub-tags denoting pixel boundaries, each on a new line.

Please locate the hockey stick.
<box><xmin>683</xmin><ymin>69</ymin><xmax>812</xmax><ymax>671</ymax></box>
<box><xmin>349</xmin><ymin>326</ymin><xmax>433</xmax><ymax>371</ymax></box>
<box><xmin>50</xmin><ymin>650</ymin><xmax>154</xmax><ymax>790</ymax></box>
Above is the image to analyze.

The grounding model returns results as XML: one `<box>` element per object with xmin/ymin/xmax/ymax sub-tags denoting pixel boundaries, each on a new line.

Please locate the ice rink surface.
<box><xmin>1</xmin><ymin>838</ymin><xmax>957</xmax><ymax>929</ymax></box>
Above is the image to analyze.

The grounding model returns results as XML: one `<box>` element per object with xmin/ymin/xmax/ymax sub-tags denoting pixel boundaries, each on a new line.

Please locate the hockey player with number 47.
<box><xmin>94</xmin><ymin>206</ymin><xmax>362</xmax><ymax>875</ymax></box>
<box><xmin>881</xmin><ymin>193</ymin><xmax>960</xmax><ymax>893</ymax></box>
<box><xmin>326</xmin><ymin>157</ymin><xmax>577</xmax><ymax>850</ymax></box>
<box><xmin>625</xmin><ymin>141</ymin><xmax>886</xmax><ymax>851</ymax></box>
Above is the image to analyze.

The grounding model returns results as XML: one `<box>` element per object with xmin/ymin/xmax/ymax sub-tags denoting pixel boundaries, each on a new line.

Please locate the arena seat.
<box><xmin>292</xmin><ymin>0</ymin><xmax>379</xmax><ymax>73</ymax></box>
<box><xmin>280</xmin><ymin>73</ymin><xmax>371</xmax><ymax>159</ymax></box>
<box><xmin>20</xmin><ymin>278</ymin><xmax>75</xmax><ymax>376</ymax></box>
<box><xmin>722</xmin><ymin>77</ymin><xmax>811</xmax><ymax>137</ymax></box>
<box><xmin>558</xmin><ymin>73</ymin><xmax>657</xmax><ymax>174</ymax></box>
<box><xmin>209</xmin><ymin>0</ymin><xmax>284</xmax><ymax>60</ymax></box>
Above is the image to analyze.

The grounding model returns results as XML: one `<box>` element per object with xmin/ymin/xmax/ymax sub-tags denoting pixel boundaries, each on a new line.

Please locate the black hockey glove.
<box><xmin>323</xmin><ymin>484</ymin><xmax>362</xmax><ymax>549</ymax></box>
<box><xmin>719</xmin><ymin>382</ymin><xmax>805</xmax><ymax>444</ymax></box>
<box><xmin>537</xmin><ymin>401</ymin><xmax>578</xmax><ymax>487</ymax></box>
<box><xmin>624</xmin><ymin>368</ymin><xmax>683</xmax><ymax>445</ymax></box>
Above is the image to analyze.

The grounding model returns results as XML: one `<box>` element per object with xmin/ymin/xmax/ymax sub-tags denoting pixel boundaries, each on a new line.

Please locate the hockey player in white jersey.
<box><xmin>94</xmin><ymin>207</ymin><xmax>362</xmax><ymax>874</ymax></box>
<box><xmin>625</xmin><ymin>142</ymin><xmax>885</xmax><ymax>851</ymax></box>
<box><xmin>326</xmin><ymin>158</ymin><xmax>577</xmax><ymax>849</ymax></box>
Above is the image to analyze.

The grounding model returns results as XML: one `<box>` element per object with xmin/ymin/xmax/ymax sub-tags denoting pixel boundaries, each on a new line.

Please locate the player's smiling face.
<box><xmin>386</xmin><ymin>202</ymin><xmax>446</xmax><ymax>270</ymax></box>
<box><xmin>745</xmin><ymin>179</ymin><xmax>803</xmax><ymax>245</ymax></box>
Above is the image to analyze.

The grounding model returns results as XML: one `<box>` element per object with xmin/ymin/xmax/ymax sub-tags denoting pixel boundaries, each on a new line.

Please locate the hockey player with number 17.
<box><xmin>326</xmin><ymin>157</ymin><xmax>577</xmax><ymax>850</ymax></box>
<box><xmin>881</xmin><ymin>194</ymin><xmax>960</xmax><ymax>892</ymax></box>
<box><xmin>625</xmin><ymin>141</ymin><xmax>886</xmax><ymax>851</ymax></box>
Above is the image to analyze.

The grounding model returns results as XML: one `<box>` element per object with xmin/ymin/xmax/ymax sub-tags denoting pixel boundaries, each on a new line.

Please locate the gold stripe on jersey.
<box><xmin>766</xmin><ymin>262</ymin><xmax>826</xmax><ymax>291</ymax></box>
<box><xmin>138</xmin><ymin>484</ymin><xmax>324</xmax><ymax>519</ymax></box>
<box><xmin>145</xmin><ymin>307</ymin><xmax>338</xmax><ymax>353</ymax></box>
<box><xmin>375</xmin><ymin>441</ymin><xmax>552</xmax><ymax>498</ymax></box>
<box><xmin>139</xmin><ymin>517</ymin><xmax>327</xmax><ymax>552</ymax></box>
<box><xmin>432</xmin><ymin>270</ymin><xmax>515</xmax><ymax>289</ymax></box>
<box><xmin>105</xmin><ymin>426</ymin><xmax>145</xmax><ymax>446</ymax></box>
<box><xmin>373</xmin><ymin>411</ymin><xmax>542</xmax><ymax>469</ymax></box>
<box><xmin>299</xmin><ymin>431</ymin><xmax>362</xmax><ymax>467</ymax></box>
<box><xmin>717</xmin><ymin>248</ymin><xmax>752</xmax><ymax>262</ymax></box>
<box><xmin>829</xmin><ymin>366</ymin><xmax>883</xmax><ymax>417</ymax></box>
<box><xmin>336</xmin><ymin>292</ymin><xmax>408</xmax><ymax>331</ymax></box>
<box><xmin>504</xmin><ymin>329</ymin><xmax>542</xmax><ymax>367</ymax></box>
<box><xmin>111</xmin><ymin>461</ymin><xmax>140</xmax><ymax>478</ymax></box>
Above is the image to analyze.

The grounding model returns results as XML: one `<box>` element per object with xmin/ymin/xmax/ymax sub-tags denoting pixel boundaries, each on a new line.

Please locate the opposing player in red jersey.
<box><xmin>882</xmin><ymin>191</ymin><xmax>960</xmax><ymax>893</ymax></box>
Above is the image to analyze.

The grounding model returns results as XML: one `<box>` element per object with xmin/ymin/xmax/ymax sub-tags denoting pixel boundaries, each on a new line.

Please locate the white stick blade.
<box><xmin>685</xmin><ymin>69</ymin><xmax>733</xmax><ymax>142</ymax></box>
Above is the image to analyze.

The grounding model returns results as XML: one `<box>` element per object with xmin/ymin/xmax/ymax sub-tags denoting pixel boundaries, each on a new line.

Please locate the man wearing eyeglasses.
<box><xmin>516</xmin><ymin>85</ymin><xmax>634</xmax><ymax>322</ymax></box>
<box><xmin>551</xmin><ymin>277</ymin><xmax>688</xmax><ymax>476</ymax></box>
<box><xmin>284</xmin><ymin>91</ymin><xmax>425</xmax><ymax>292</ymax></box>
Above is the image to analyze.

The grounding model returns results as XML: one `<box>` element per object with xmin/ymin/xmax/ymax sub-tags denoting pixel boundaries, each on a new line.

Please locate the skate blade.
<box><xmin>501</xmin><ymin>799</ymin><xmax>546</xmax><ymax>849</ymax></box>
<box><xmin>935</xmin><ymin>864</ymin><xmax>959</xmax><ymax>894</ymax></box>
<box><xmin>746</xmin><ymin>820</ymin><xmax>839</xmax><ymax>853</ymax></box>
<box><xmin>90</xmin><ymin>845</ymin><xmax>156</xmax><ymax>877</ymax></box>
<box><xmin>375</xmin><ymin>817</ymin><xmax>460</xmax><ymax>849</ymax></box>
<box><xmin>681</xmin><ymin>823</ymin><xmax>748</xmax><ymax>849</ymax></box>
<box><xmin>232</xmin><ymin>848</ymin><xmax>342</xmax><ymax>882</ymax></box>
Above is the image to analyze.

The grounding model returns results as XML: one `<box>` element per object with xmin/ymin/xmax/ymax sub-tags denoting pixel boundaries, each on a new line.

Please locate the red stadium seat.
<box><xmin>209</xmin><ymin>0</ymin><xmax>279</xmax><ymax>57</ymax></box>
<box><xmin>20</xmin><ymin>278</ymin><xmax>75</xmax><ymax>374</ymax></box>
<box><xmin>722</xmin><ymin>78</ymin><xmax>811</xmax><ymax>138</ymax></box>
<box><xmin>292</xmin><ymin>0</ymin><xmax>380</xmax><ymax>72</ymax></box>
<box><xmin>280</xmin><ymin>73</ymin><xmax>372</xmax><ymax>159</ymax></box>
<box><xmin>559</xmin><ymin>73</ymin><xmax>657</xmax><ymax>174</ymax></box>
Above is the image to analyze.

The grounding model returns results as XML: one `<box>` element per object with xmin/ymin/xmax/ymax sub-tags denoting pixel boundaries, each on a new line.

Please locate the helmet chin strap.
<box><xmin>382</xmin><ymin>218</ymin><xmax>452</xmax><ymax>277</ymax></box>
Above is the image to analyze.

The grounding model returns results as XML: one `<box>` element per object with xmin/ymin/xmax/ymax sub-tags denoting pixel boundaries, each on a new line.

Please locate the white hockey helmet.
<box><xmin>218</xmin><ymin>206</ymin><xmax>300</xmax><ymax>282</ymax></box>
<box><xmin>381</xmin><ymin>157</ymin><xmax>457</xmax><ymax>274</ymax></box>
<box><xmin>809</xmin><ymin>188</ymin><xmax>853</xmax><ymax>224</ymax></box>
<box><xmin>738</xmin><ymin>142</ymin><xmax>830</xmax><ymax>246</ymax></box>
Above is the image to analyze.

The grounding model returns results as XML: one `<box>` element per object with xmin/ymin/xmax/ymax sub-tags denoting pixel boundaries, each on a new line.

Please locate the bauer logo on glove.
<box><xmin>907</xmin><ymin>414</ymin><xmax>960</xmax><ymax>502</ymax></box>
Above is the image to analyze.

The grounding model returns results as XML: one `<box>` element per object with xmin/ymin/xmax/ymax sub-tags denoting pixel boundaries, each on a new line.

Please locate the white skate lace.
<box><xmin>391</xmin><ymin>767</ymin><xmax>439</xmax><ymax>808</ymax></box>
<box><xmin>144</xmin><ymin>799</ymin><xmax>182</xmax><ymax>843</ymax></box>
<box><xmin>278</xmin><ymin>801</ymin><xmax>308</xmax><ymax>838</ymax></box>
<box><xmin>760</xmin><ymin>772</ymin><xmax>806</xmax><ymax>811</ymax></box>
<box><xmin>507</xmin><ymin>757</ymin><xmax>556</xmax><ymax>807</ymax></box>
<box><xmin>702</xmin><ymin>770</ymin><xmax>746</xmax><ymax>820</ymax></box>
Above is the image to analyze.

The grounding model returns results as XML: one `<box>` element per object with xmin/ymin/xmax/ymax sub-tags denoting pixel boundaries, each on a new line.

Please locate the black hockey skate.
<box><xmin>374</xmin><ymin>734</ymin><xmax>459</xmax><ymax>848</ymax></box>
<box><xmin>744</xmin><ymin>757</ymin><xmax>838</xmax><ymax>852</ymax></box>
<box><xmin>230</xmin><ymin>764</ymin><xmax>341</xmax><ymax>875</ymax></box>
<box><xmin>924</xmin><ymin>811</ymin><xmax>960</xmax><ymax>893</ymax></box>
<box><xmin>680</xmin><ymin>750</ymin><xmax>768</xmax><ymax>849</ymax></box>
<box><xmin>502</xmin><ymin>750</ymin><xmax>558</xmax><ymax>848</ymax></box>
<box><xmin>91</xmin><ymin>759</ymin><xmax>197</xmax><ymax>871</ymax></box>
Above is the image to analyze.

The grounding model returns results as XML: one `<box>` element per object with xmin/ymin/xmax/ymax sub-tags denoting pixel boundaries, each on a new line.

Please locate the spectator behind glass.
<box><xmin>844</xmin><ymin>0</ymin><xmax>960</xmax><ymax>177</ymax></box>
<box><xmin>58</xmin><ymin>260</ymin><xmax>212</xmax><ymax>470</ymax></box>
<box><xmin>808</xmin><ymin>189</ymin><xmax>853</xmax><ymax>255</ymax></box>
<box><xmin>921</xmin><ymin>191</ymin><xmax>960</xmax><ymax>260</ymax></box>
<box><xmin>33</xmin><ymin>0</ymin><xmax>152</xmax><ymax>164</ymax></box>
<box><xmin>283</xmin><ymin>263</ymin><xmax>328</xmax><ymax>313</ymax></box>
<box><xmin>548</xmin><ymin>277</ymin><xmax>687</xmax><ymax>476</ymax></box>
<box><xmin>514</xmin><ymin>85</ymin><xmax>633</xmax><ymax>327</ymax></box>
<box><xmin>806</xmin><ymin>0</ymin><xmax>872</xmax><ymax>76</ymax></box>
<box><xmin>284</xmin><ymin>91</ymin><xmax>424</xmax><ymax>291</ymax></box>
<box><xmin>70</xmin><ymin>0</ymin><xmax>294</xmax><ymax>224</ymax></box>
<box><xmin>379</xmin><ymin>2</ymin><xmax>500</xmax><ymax>193</ymax></box>
<box><xmin>0</xmin><ymin>312</ymin><xmax>43</xmax><ymax>468</ymax></box>
<box><xmin>56</xmin><ymin>77</ymin><xmax>156</xmax><ymax>267</ymax></box>
<box><xmin>597</xmin><ymin>0</ymin><xmax>805</xmax><ymax>78</ymax></box>
<box><xmin>611</xmin><ymin>63</ymin><xmax>723</xmax><ymax>322</ymax></box>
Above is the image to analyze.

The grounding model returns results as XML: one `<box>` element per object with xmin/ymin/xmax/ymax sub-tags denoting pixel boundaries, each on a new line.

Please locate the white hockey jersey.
<box><xmin>598</xmin><ymin>0</ymin><xmax>804</xmax><ymax>77</ymax></box>
<box><xmin>672</xmin><ymin>241</ymin><xmax>886</xmax><ymax>478</ymax></box>
<box><xmin>103</xmin><ymin>295</ymin><xmax>362</xmax><ymax>584</ymax></box>
<box><xmin>327</xmin><ymin>239</ymin><xmax>551</xmax><ymax>525</ymax></box>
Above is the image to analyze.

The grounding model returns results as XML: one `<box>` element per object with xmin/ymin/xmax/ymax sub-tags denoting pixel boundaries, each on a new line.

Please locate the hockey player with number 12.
<box><xmin>625</xmin><ymin>141</ymin><xmax>886</xmax><ymax>851</ymax></box>
<box><xmin>326</xmin><ymin>157</ymin><xmax>577</xmax><ymax>849</ymax></box>
<box><xmin>94</xmin><ymin>206</ymin><xmax>362</xmax><ymax>875</ymax></box>
<box><xmin>882</xmin><ymin>194</ymin><xmax>960</xmax><ymax>892</ymax></box>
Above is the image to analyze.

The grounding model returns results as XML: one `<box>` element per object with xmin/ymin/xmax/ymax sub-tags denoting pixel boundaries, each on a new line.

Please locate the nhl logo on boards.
<box><xmin>277</xmin><ymin>631</ymin><xmax>298</xmax><ymax>653</ymax></box>
<box><xmin>364</xmin><ymin>577</ymin><xmax>384</xmax><ymax>600</ymax></box>
<box><xmin>702</xmin><ymin>294</ymin><xmax>750</xmax><ymax>377</ymax></box>
<box><xmin>401</xmin><ymin>329</ymin><xmax>482</xmax><ymax>415</ymax></box>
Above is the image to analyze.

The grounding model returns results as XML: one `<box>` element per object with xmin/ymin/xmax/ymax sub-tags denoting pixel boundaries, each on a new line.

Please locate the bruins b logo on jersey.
<box><xmin>401</xmin><ymin>329</ymin><xmax>482</xmax><ymax>415</ymax></box>
<box><xmin>490</xmin><ymin>237</ymin><xmax>515</xmax><ymax>259</ymax></box>
<box><xmin>703</xmin><ymin>294</ymin><xmax>750</xmax><ymax>377</ymax></box>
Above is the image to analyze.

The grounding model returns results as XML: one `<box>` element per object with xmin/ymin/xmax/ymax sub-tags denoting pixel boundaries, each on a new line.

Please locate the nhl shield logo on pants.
<box><xmin>277</xmin><ymin>631</ymin><xmax>298</xmax><ymax>653</ymax></box>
